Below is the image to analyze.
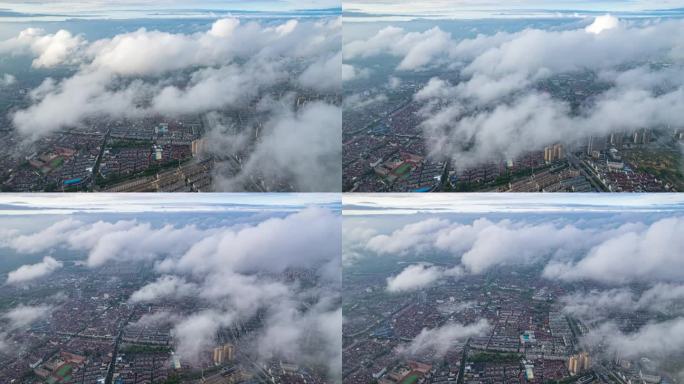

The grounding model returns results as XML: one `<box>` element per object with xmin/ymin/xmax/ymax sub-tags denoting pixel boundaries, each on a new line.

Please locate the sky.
<box><xmin>344</xmin><ymin>0</ymin><xmax>684</xmax><ymax>20</ymax></box>
<box><xmin>343</xmin><ymin>193</ymin><xmax>684</xmax><ymax>215</ymax></box>
<box><xmin>0</xmin><ymin>0</ymin><xmax>341</xmax><ymax>21</ymax></box>
<box><xmin>0</xmin><ymin>193</ymin><xmax>341</xmax><ymax>215</ymax></box>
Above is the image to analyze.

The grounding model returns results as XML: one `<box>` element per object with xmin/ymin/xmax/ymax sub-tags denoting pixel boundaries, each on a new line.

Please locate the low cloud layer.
<box><xmin>354</xmin><ymin>216</ymin><xmax>684</xmax><ymax>285</ymax></box>
<box><xmin>345</xmin><ymin>16</ymin><xmax>684</xmax><ymax>167</ymax></box>
<box><xmin>582</xmin><ymin>318</ymin><xmax>684</xmax><ymax>361</ymax></box>
<box><xmin>2</xmin><ymin>208</ymin><xmax>342</xmax><ymax>379</ymax></box>
<box><xmin>6</xmin><ymin>256</ymin><xmax>63</xmax><ymax>284</ymax></box>
<box><xmin>386</xmin><ymin>263</ymin><xmax>463</xmax><ymax>292</ymax></box>
<box><xmin>128</xmin><ymin>275</ymin><xmax>198</xmax><ymax>303</ymax></box>
<box><xmin>398</xmin><ymin>319</ymin><xmax>491</xmax><ymax>356</ymax></box>
<box><xmin>2</xmin><ymin>304</ymin><xmax>53</xmax><ymax>330</ymax></box>
<box><xmin>1</xmin><ymin>17</ymin><xmax>341</xmax><ymax>191</ymax></box>
<box><xmin>562</xmin><ymin>283</ymin><xmax>684</xmax><ymax>324</ymax></box>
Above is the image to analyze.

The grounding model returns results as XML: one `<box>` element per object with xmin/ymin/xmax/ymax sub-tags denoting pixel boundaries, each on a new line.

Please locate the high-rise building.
<box><xmin>568</xmin><ymin>355</ymin><xmax>579</xmax><ymax>376</ymax></box>
<box><xmin>609</xmin><ymin>132</ymin><xmax>624</xmax><ymax>148</ymax></box>
<box><xmin>579</xmin><ymin>352</ymin><xmax>590</xmax><ymax>370</ymax></box>
<box><xmin>213</xmin><ymin>343</ymin><xmax>235</xmax><ymax>365</ymax></box>
<box><xmin>191</xmin><ymin>138</ymin><xmax>206</xmax><ymax>157</ymax></box>
<box><xmin>223</xmin><ymin>343</ymin><xmax>234</xmax><ymax>361</ymax></box>
<box><xmin>213</xmin><ymin>346</ymin><xmax>225</xmax><ymax>366</ymax></box>
<box><xmin>554</xmin><ymin>143</ymin><xmax>564</xmax><ymax>160</ymax></box>
<box><xmin>544</xmin><ymin>144</ymin><xmax>564</xmax><ymax>163</ymax></box>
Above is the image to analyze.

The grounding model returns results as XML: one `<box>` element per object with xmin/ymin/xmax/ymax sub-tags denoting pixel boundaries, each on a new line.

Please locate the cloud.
<box><xmin>258</xmin><ymin>301</ymin><xmax>342</xmax><ymax>379</ymax></box>
<box><xmin>367</xmin><ymin>218</ymin><xmax>449</xmax><ymax>255</ymax></box>
<box><xmin>0</xmin><ymin>74</ymin><xmax>16</xmax><ymax>87</ymax></box>
<box><xmin>543</xmin><ymin>217</ymin><xmax>684</xmax><ymax>284</ymax></box>
<box><xmin>130</xmin><ymin>311</ymin><xmax>181</xmax><ymax>327</ymax></box>
<box><xmin>8</xmin><ymin>218</ymin><xmax>82</xmax><ymax>253</ymax></box>
<box><xmin>342</xmin><ymin>63</ymin><xmax>370</xmax><ymax>82</ymax></box>
<box><xmin>386</xmin><ymin>263</ymin><xmax>463</xmax><ymax>292</ymax></box>
<box><xmin>561</xmin><ymin>284</ymin><xmax>684</xmax><ymax>323</ymax></box>
<box><xmin>360</xmin><ymin>216</ymin><xmax>684</xmax><ymax>285</ymax></box>
<box><xmin>2</xmin><ymin>304</ymin><xmax>53</xmax><ymax>329</ymax></box>
<box><xmin>2</xmin><ymin>207</ymin><xmax>342</xmax><ymax>378</ymax></box>
<box><xmin>398</xmin><ymin>319</ymin><xmax>491</xmax><ymax>356</ymax></box>
<box><xmin>2</xmin><ymin>18</ymin><xmax>342</xmax><ymax>193</ymax></box>
<box><xmin>128</xmin><ymin>275</ymin><xmax>198</xmax><ymax>303</ymax></box>
<box><xmin>343</xmin><ymin>92</ymin><xmax>388</xmax><ymax>110</ymax></box>
<box><xmin>6</xmin><ymin>256</ymin><xmax>63</xmax><ymax>284</ymax></box>
<box><xmin>345</xmin><ymin>17</ymin><xmax>684</xmax><ymax>167</ymax></box>
<box><xmin>212</xmin><ymin>101</ymin><xmax>342</xmax><ymax>192</ymax></box>
<box><xmin>388</xmin><ymin>76</ymin><xmax>401</xmax><ymax>89</ymax></box>
<box><xmin>171</xmin><ymin>310</ymin><xmax>234</xmax><ymax>364</ymax></box>
<box><xmin>0</xmin><ymin>28</ymin><xmax>84</xmax><ymax>68</ymax></box>
<box><xmin>365</xmin><ymin>217</ymin><xmax>589</xmax><ymax>273</ymax></box>
<box><xmin>585</xmin><ymin>14</ymin><xmax>620</xmax><ymax>34</ymax></box>
<box><xmin>582</xmin><ymin>317</ymin><xmax>684</xmax><ymax>361</ymax></box>
<box><xmin>299</xmin><ymin>51</ymin><xmax>342</xmax><ymax>91</ymax></box>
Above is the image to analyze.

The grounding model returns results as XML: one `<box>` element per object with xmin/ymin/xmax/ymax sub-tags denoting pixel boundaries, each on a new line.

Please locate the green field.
<box><xmin>56</xmin><ymin>364</ymin><xmax>72</xmax><ymax>378</ymax></box>
<box><xmin>401</xmin><ymin>374</ymin><xmax>419</xmax><ymax>384</ymax></box>
<box><xmin>393</xmin><ymin>163</ymin><xmax>412</xmax><ymax>176</ymax></box>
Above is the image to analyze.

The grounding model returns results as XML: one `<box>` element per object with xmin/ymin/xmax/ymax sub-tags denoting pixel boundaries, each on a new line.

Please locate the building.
<box><xmin>568</xmin><ymin>352</ymin><xmax>590</xmax><ymax>376</ymax></box>
<box><xmin>191</xmin><ymin>138</ymin><xmax>206</xmax><ymax>157</ymax></box>
<box><xmin>609</xmin><ymin>132</ymin><xmax>624</xmax><ymax>148</ymax></box>
<box><xmin>579</xmin><ymin>352</ymin><xmax>590</xmax><ymax>370</ymax></box>
<box><xmin>568</xmin><ymin>355</ymin><xmax>579</xmax><ymax>376</ymax></box>
<box><xmin>152</xmin><ymin>145</ymin><xmax>163</xmax><ymax>161</ymax></box>
<box><xmin>213</xmin><ymin>343</ymin><xmax>235</xmax><ymax>365</ymax></box>
<box><xmin>544</xmin><ymin>144</ymin><xmax>564</xmax><ymax>163</ymax></box>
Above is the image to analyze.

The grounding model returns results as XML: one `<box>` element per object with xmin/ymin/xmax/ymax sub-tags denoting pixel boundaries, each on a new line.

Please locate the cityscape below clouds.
<box><xmin>1</xmin><ymin>0</ymin><xmax>684</xmax><ymax>383</ymax></box>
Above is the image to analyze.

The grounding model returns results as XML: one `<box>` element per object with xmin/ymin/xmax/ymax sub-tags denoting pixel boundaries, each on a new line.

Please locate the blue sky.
<box><xmin>0</xmin><ymin>0</ymin><xmax>341</xmax><ymax>21</ymax></box>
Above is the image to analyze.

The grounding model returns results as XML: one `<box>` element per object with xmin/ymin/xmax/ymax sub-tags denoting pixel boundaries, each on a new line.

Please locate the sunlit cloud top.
<box><xmin>343</xmin><ymin>193</ymin><xmax>684</xmax><ymax>215</ymax></box>
<box><xmin>0</xmin><ymin>193</ymin><xmax>340</xmax><ymax>215</ymax></box>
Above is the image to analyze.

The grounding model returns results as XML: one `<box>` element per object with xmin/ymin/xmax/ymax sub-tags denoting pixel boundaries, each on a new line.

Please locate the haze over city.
<box><xmin>343</xmin><ymin>193</ymin><xmax>684</xmax><ymax>383</ymax></box>
<box><xmin>0</xmin><ymin>1</ymin><xmax>341</xmax><ymax>192</ymax></box>
<box><xmin>343</xmin><ymin>0</ymin><xmax>684</xmax><ymax>192</ymax></box>
<box><xmin>0</xmin><ymin>194</ymin><xmax>342</xmax><ymax>383</ymax></box>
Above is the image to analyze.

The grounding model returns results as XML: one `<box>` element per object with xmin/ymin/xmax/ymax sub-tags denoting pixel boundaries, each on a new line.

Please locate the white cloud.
<box><xmin>171</xmin><ymin>310</ymin><xmax>233</xmax><ymax>364</ymax></box>
<box><xmin>585</xmin><ymin>14</ymin><xmax>620</xmax><ymax>34</ymax></box>
<box><xmin>128</xmin><ymin>275</ymin><xmax>198</xmax><ymax>303</ymax></box>
<box><xmin>398</xmin><ymin>319</ymin><xmax>490</xmax><ymax>356</ymax></box>
<box><xmin>386</xmin><ymin>263</ymin><xmax>463</xmax><ymax>292</ymax></box>
<box><xmin>6</xmin><ymin>256</ymin><xmax>63</xmax><ymax>284</ymax></box>
<box><xmin>360</xmin><ymin>216</ymin><xmax>684</xmax><ymax>286</ymax></box>
<box><xmin>341</xmin><ymin>63</ymin><xmax>369</xmax><ymax>82</ymax></box>
<box><xmin>345</xmin><ymin>17</ymin><xmax>684</xmax><ymax>166</ymax></box>
<box><xmin>0</xmin><ymin>28</ymin><xmax>84</xmax><ymax>68</ymax></box>
<box><xmin>2</xmin><ymin>304</ymin><xmax>53</xmax><ymax>329</ymax></box>
<box><xmin>367</xmin><ymin>218</ymin><xmax>449</xmax><ymax>255</ymax></box>
<box><xmin>213</xmin><ymin>101</ymin><xmax>342</xmax><ymax>192</ymax></box>
<box><xmin>299</xmin><ymin>51</ymin><xmax>342</xmax><ymax>91</ymax></box>
<box><xmin>583</xmin><ymin>317</ymin><xmax>684</xmax><ymax>360</ymax></box>
<box><xmin>2</xmin><ymin>16</ymin><xmax>342</xmax><ymax>172</ymax></box>
<box><xmin>543</xmin><ymin>217</ymin><xmax>684</xmax><ymax>284</ymax></box>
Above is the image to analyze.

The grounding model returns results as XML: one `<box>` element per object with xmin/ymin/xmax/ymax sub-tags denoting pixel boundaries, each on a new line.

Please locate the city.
<box><xmin>0</xmin><ymin>8</ymin><xmax>341</xmax><ymax>192</ymax></box>
<box><xmin>0</xmin><ymin>195</ymin><xmax>342</xmax><ymax>383</ymax></box>
<box><xmin>343</xmin><ymin>194</ymin><xmax>684</xmax><ymax>384</ymax></box>
<box><xmin>342</xmin><ymin>13</ymin><xmax>684</xmax><ymax>192</ymax></box>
